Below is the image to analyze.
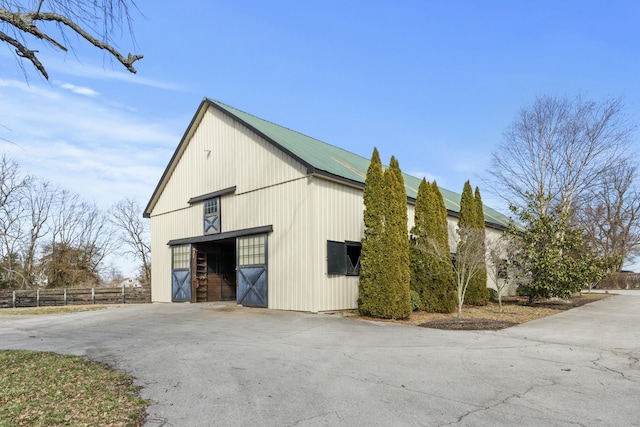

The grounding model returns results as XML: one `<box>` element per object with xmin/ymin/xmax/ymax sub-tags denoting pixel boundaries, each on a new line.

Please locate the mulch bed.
<box><xmin>525</xmin><ymin>296</ymin><xmax>598</xmax><ymax>309</ymax></box>
<box><xmin>418</xmin><ymin>295</ymin><xmax>604</xmax><ymax>331</ymax></box>
<box><xmin>419</xmin><ymin>318</ymin><xmax>518</xmax><ymax>330</ymax></box>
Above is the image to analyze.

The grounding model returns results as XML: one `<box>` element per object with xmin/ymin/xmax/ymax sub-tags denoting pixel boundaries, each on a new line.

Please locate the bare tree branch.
<box><xmin>487</xmin><ymin>95</ymin><xmax>636</xmax><ymax>217</ymax></box>
<box><xmin>578</xmin><ymin>159</ymin><xmax>640</xmax><ymax>270</ymax></box>
<box><xmin>0</xmin><ymin>29</ymin><xmax>48</xmax><ymax>78</ymax></box>
<box><xmin>0</xmin><ymin>1</ymin><xmax>142</xmax><ymax>79</ymax></box>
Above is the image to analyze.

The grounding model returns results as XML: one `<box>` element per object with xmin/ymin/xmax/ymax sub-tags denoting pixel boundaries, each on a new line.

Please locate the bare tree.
<box><xmin>21</xmin><ymin>178</ymin><xmax>57</xmax><ymax>285</ymax></box>
<box><xmin>78</xmin><ymin>205</ymin><xmax>115</xmax><ymax>274</ymax></box>
<box><xmin>44</xmin><ymin>190</ymin><xmax>115</xmax><ymax>287</ymax></box>
<box><xmin>0</xmin><ymin>155</ymin><xmax>30</xmax><ymax>288</ymax></box>
<box><xmin>488</xmin><ymin>95</ymin><xmax>635</xmax><ymax>217</ymax></box>
<box><xmin>111</xmin><ymin>198</ymin><xmax>150</xmax><ymax>285</ymax></box>
<box><xmin>485</xmin><ymin>235</ymin><xmax>523</xmax><ymax>312</ymax></box>
<box><xmin>424</xmin><ymin>225</ymin><xmax>486</xmax><ymax>318</ymax></box>
<box><xmin>0</xmin><ymin>156</ymin><xmax>119</xmax><ymax>289</ymax></box>
<box><xmin>578</xmin><ymin>160</ymin><xmax>640</xmax><ymax>271</ymax></box>
<box><xmin>0</xmin><ymin>0</ymin><xmax>142</xmax><ymax>79</ymax></box>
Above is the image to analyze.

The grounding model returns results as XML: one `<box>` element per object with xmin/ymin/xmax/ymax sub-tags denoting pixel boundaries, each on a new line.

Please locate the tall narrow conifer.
<box><xmin>458</xmin><ymin>183</ymin><xmax>489</xmax><ymax>305</ymax></box>
<box><xmin>409</xmin><ymin>179</ymin><xmax>431</xmax><ymax>308</ymax></box>
<box><xmin>410</xmin><ymin>180</ymin><xmax>456</xmax><ymax>312</ymax></box>
<box><xmin>358</xmin><ymin>147</ymin><xmax>385</xmax><ymax>316</ymax></box>
<box><xmin>469</xmin><ymin>186</ymin><xmax>489</xmax><ymax>305</ymax></box>
<box><xmin>428</xmin><ymin>181</ymin><xmax>457</xmax><ymax>311</ymax></box>
<box><xmin>381</xmin><ymin>157</ymin><xmax>412</xmax><ymax>319</ymax></box>
<box><xmin>458</xmin><ymin>181</ymin><xmax>476</xmax><ymax>228</ymax></box>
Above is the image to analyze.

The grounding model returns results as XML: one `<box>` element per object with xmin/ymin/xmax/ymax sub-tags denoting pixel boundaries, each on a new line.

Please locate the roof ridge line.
<box><xmin>205</xmin><ymin>98</ymin><xmax>374</xmax><ymax>163</ymax></box>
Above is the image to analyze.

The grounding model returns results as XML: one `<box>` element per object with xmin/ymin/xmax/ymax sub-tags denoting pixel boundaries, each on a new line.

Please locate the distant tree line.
<box><xmin>0</xmin><ymin>155</ymin><xmax>150</xmax><ymax>290</ymax></box>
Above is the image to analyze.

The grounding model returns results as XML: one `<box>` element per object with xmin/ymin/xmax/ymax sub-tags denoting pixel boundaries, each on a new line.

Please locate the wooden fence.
<box><xmin>596</xmin><ymin>273</ymin><xmax>640</xmax><ymax>290</ymax></box>
<box><xmin>0</xmin><ymin>286</ymin><xmax>151</xmax><ymax>309</ymax></box>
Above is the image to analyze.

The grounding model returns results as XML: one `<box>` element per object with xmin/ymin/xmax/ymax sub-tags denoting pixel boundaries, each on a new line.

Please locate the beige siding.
<box><xmin>152</xmin><ymin>107</ymin><xmax>307</xmax><ymax>216</ymax></box>
<box><xmin>152</xmin><ymin>176</ymin><xmax>315</xmax><ymax>309</ymax></box>
<box><xmin>149</xmin><ymin>106</ymin><xmax>309</xmax><ymax>305</ymax></box>
<box><xmin>226</xmin><ymin>178</ymin><xmax>313</xmax><ymax>311</ymax></box>
<box><xmin>150</xmin><ymin>212</ymin><xmax>186</xmax><ymax>302</ymax></box>
<box><xmin>307</xmin><ymin>178</ymin><xmax>365</xmax><ymax>312</ymax></box>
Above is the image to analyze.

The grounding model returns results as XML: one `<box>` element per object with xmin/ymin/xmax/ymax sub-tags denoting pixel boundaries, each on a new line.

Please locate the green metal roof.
<box><xmin>146</xmin><ymin>98</ymin><xmax>509</xmax><ymax>228</ymax></box>
<box><xmin>207</xmin><ymin>99</ymin><xmax>511</xmax><ymax>229</ymax></box>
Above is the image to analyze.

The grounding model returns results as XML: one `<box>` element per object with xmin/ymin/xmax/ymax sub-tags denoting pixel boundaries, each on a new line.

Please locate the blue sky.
<box><xmin>1</xmin><ymin>1</ymin><xmax>639</xmax><ymax>265</ymax></box>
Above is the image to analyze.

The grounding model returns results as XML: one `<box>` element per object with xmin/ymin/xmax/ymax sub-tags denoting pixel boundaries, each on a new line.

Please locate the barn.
<box><xmin>143</xmin><ymin>99</ymin><xmax>511</xmax><ymax>312</ymax></box>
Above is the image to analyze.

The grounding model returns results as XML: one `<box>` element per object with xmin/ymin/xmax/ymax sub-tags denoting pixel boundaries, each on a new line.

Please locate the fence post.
<box><xmin>92</xmin><ymin>288</ymin><xmax>95</xmax><ymax>304</ymax></box>
<box><xmin>36</xmin><ymin>289</ymin><xmax>40</xmax><ymax>307</ymax></box>
<box><xmin>64</xmin><ymin>288</ymin><xmax>67</xmax><ymax>306</ymax></box>
<box><xmin>12</xmin><ymin>290</ymin><xmax>16</xmax><ymax>308</ymax></box>
<box><xmin>122</xmin><ymin>285</ymin><xmax>126</xmax><ymax>304</ymax></box>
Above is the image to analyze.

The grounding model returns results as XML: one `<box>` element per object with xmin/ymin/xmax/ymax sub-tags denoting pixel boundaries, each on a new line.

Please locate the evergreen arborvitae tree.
<box><xmin>475</xmin><ymin>187</ymin><xmax>489</xmax><ymax>303</ymax></box>
<box><xmin>358</xmin><ymin>148</ymin><xmax>386</xmax><ymax>317</ymax></box>
<box><xmin>459</xmin><ymin>183</ymin><xmax>489</xmax><ymax>305</ymax></box>
<box><xmin>381</xmin><ymin>156</ymin><xmax>412</xmax><ymax>319</ymax></box>
<box><xmin>409</xmin><ymin>179</ymin><xmax>431</xmax><ymax>309</ymax></box>
<box><xmin>410</xmin><ymin>180</ymin><xmax>456</xmax><ymax>312</ymax></box>
<box><xmin>428</xmin><ymin>181</ymin><xmax>457</xmax><ymax>312</ymax></box>
<box><xmin>458</xmin><ymin>181</ymin><xmax>476</xmax><ymax>228</ymax></box>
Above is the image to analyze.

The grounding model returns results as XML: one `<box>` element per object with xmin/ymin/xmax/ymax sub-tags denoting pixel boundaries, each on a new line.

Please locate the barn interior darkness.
<box><xmin>194</xmin><ymin>240</ymin><xmax>236</xmax><ymax>302</ymax></box>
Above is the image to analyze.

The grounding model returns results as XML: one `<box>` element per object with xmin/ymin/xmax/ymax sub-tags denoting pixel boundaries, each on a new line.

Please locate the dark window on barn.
<box><xmin>345</xmin><ymin>243</ymin><xmax>361</xmax><ymax>275</ymax></box>
<box><xmin>204</xmin><ymin>197</ymin><xmax>220</xmax><ymax>234</ymax></box>
<box><xmin>327</xmin><ymin>240</ymin><xmax>361</xmax><ymax>276</ymax></box>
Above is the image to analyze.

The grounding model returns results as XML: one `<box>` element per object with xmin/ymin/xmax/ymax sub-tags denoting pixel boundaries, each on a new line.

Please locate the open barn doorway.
<box><xmin>192</xmin><ymin>239</ymin><xmax>236</xmax><ymax>303</ymax></box>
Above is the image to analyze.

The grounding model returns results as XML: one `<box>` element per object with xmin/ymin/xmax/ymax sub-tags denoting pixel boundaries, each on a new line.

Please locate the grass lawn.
<box><xmin>0</xmin><ymin>350</ymin><xmax>148</xmax><ymax>426</ymax></box>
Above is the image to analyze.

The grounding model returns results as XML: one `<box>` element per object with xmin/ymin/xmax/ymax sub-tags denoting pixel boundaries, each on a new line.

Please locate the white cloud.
<box><xmin>0</xmin><ymin>48</ymin><xmax>184</xmax><ymax>91</ymax></box>
<box><xmin>57</xmin><ymin>82</ymin><xmax>100</xmax><ymax>97</ymax></box>
<box><xmin>47</xmin><ymin>57</ymin><xmax>185</xmax><ymax>91</ymax></box>
<box><xmin>0</xmin><ymin>79</ymin><xmax>180</xmax><ymax>210</ymax></box>
<box><xmin>0</xmin><ymin>79</ymin><xmax>61</xmax><ymax>101</ymax></box>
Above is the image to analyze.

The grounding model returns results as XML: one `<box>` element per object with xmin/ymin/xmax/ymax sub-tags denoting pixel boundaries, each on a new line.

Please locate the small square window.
<box><xmin>204</xmin><ymin>197</ymin><xmax>220</xmax><ymax>234</ymax></box>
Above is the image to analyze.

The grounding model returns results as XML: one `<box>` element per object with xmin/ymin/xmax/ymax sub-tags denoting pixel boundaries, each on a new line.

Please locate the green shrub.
<box><xmin>410</xmin><ymin>290</ymin><xmax>421</xmax><ymax>311</ymax></box>
<box><xmin>488</xmin><ymin>288</ymin><xmax>498</xmax><ymax>303</ymax></box>
<box><xmin>516</xmin><ymin>284</ymin><xmax>529</xmax><ymax>297</ymax></box>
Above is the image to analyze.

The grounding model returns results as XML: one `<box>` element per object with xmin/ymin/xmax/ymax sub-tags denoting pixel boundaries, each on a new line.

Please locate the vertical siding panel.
<box><xmin>309</xmin><ymin>179</ymin><xmax>364</xmax><ymax>311</ymax></box>
<box><xmin>150</xmin><ymin>106</ymin><xmax>308</xmax><ymax>305</ymax></box>
<box><xmin>222</xmin><ymin>177</ymin><xmax>312</xmax><ymax>311</ymax></box>
<box><xmin>153</xmin><ymin>108</ymin><xmax>305</xmax><ymax>216</ymax></box>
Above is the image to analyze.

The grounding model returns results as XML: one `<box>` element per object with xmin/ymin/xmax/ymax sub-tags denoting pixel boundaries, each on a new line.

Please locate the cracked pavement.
<box><xmin>1</xmin><ymin>293</ymin><xmax>639</xmax><ymax>426</ymax></box>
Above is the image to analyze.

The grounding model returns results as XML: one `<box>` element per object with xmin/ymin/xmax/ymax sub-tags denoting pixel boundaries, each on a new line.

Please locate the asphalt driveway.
<box><xmin>1</xmin><ymin>294</ymin><xmax>639</xmax><ymax>426</ymax></box>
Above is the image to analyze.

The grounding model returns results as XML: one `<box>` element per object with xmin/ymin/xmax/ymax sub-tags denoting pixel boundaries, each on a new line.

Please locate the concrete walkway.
<box><xmin>1</xmin><ymin>295</ymin><xmax>639</xmax><ymax>426</ymax></box>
